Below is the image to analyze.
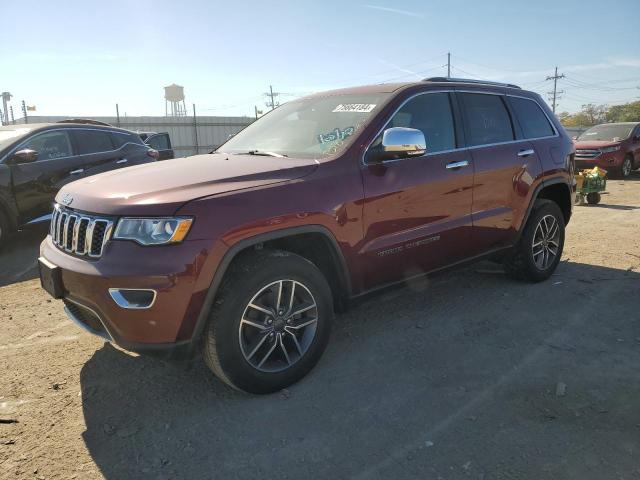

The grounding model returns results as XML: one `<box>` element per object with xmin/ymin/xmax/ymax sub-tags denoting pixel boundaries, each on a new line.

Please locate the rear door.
<box><xmin>360</xmin><ymin>91</ymin><xmax>474</xmax><ymax>289</ymax></box>
<box><xmin>457</xmin><ymin>91</ymin><xmax>542</xmax><ymax>255</ymax></box>
<box><xmin>69</xmin><ymin>128</ymin><xmax>123</xmax><ymax>178</ymax></box>
<box><xmin>145</xmin><ymin>133</ymin><xmax>174</xmax><ymax>160</ymax></box>
<box><xmin>9</xmin><ymin>128</ymin><xmax>86</xmax><ymax>221</ymax></box>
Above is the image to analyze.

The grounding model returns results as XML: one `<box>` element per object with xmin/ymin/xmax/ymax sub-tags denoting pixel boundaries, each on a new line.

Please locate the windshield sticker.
<box><xmin>332</xmin><ymin>104</ymin><xmax>376</xmax><ymax>113</ymax></box>
<box><xmin>317</xmin><ymin>126</ymin><xmax>355</xmax><ymax>144</ymax></box>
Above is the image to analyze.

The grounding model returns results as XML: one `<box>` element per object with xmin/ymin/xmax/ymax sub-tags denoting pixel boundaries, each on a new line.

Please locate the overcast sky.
<box><xmin>1</xmin><ymin>0</ymin><xmax>639</xmax><ymax>118</ymax></box>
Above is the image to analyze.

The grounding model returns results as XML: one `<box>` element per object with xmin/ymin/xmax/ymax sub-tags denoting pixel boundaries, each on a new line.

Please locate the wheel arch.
<box><xmin>516</xmin><ymin>178</ymin><xmax>572</xmax><ymax>242</ymax></box>
<box><xmin>188</xmin><ymin>225</ymin><xmax>351</xmax><ymax>349</ymax></box>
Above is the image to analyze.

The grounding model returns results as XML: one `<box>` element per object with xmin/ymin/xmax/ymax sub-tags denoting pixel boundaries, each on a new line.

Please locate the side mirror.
<box><xmin>369</xmin><ymin>127</ymin><xmax>426</xmax><ymax>163</ymax></box>
<box><xmin>11</xmin><ymin>149</ymin><xmax>39</xmax><ymax>164</ymax></box>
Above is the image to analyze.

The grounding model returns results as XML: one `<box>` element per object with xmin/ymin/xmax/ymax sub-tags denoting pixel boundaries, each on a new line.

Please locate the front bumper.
<box><xmin>575</xmin><ymin>152</ymin><xmax>624</xmax><ymax>170</ymax></box>
<box><xmin>40</xmin><ymin>235</ymin><xmax>215</xmax><ymax>360</ymax></box>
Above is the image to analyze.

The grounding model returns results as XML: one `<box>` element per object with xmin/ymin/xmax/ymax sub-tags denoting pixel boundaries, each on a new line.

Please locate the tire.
<box><xmin>586</xmin><ymin>192</ymin><xmax>601</xmax><ymax>205</ymax></box>
<box><xmin>504</xmin><ymin>200</ymin><xmax>565</xmax><ymax>282</ymax></box>
<box><xmin>619</xmin><ymin>156</ymin><xmax>633</xmax><ymax>178</ymax></box>
<box><xmin>202</xmin><ymin>249</ymin><xmax>333</xmax><ymax>394</ymax></box>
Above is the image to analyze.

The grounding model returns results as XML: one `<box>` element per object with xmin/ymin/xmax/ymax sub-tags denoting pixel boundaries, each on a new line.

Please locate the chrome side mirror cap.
<box><xmin>11</xmin><ymin>149</ymin><xmax>39</xmax><ymax>164</ymax></box>
<box><xmin>376</xmin><ymin>127</ymin><xmax>426</xmax><ymax>162</ymax></box>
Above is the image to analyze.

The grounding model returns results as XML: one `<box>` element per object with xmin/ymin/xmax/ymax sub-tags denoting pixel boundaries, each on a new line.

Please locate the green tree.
<box><xmin>606</xmin><ymin>101</ymin><xmax>640</xmax><ymax>122</ymax></box>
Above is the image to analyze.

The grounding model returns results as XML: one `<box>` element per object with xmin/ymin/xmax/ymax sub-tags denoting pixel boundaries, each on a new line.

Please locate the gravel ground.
<box><xmin>1</xmin><ymin>174</ymin><xmax>639</xmax><ymax>480</ymax></box>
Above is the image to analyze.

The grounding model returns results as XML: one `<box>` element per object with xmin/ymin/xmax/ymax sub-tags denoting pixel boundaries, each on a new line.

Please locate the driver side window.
<box><xmin>22</xmin><ymin>131</ymin><xmax>73</xmax><ymax>161</ymax></box>
<box><xmin>370</xmin><ymin>92</ymin><xmax>456</xmax><ymax>156</ymax></box>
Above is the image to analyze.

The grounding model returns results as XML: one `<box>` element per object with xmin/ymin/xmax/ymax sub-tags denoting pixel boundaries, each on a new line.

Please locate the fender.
<box><xmin>514</xmin><ymin>176</ymin><xmax>572</xmax><ymax>243</ymax></box>
<box><xmin>188</xmin><ymin>225</ymin><xmax>351</xmax><ymax>350</ymax></box>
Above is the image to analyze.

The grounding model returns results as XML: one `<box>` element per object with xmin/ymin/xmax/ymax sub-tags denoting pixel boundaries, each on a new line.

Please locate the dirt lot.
<box><xmin>1</xmin><ymin>175</ymin><xmax>639</xmax><ymax>480</ymax></box>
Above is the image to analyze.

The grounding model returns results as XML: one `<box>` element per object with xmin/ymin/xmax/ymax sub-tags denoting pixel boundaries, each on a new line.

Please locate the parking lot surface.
<box><xmin>1</xmin><ymin>174</ymin><xmax>639</xmax><ymax>480</ymax></box>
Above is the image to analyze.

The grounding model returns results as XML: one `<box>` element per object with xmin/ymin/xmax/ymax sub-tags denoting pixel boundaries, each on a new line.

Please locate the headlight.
<box><xmin>113</xmin><ymin>217</ymin><xmax>193</xmax><ymax>245</ymax></box>
<box><xmin>600</xmin><ymin>145</ymin><xmax>621</xmax><ymax>153</ymax></box>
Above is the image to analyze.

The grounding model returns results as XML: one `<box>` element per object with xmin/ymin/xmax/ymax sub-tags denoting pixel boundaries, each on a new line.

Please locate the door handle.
<box><xmin>445</xmin><ymin>160</ymin><xmax>469</xmax><ymax>170</ymax></box>
<box><xmin>69</xmin><ymin>169</ymin><xmax>84</xmax><ymax>175</ymax></box>
<box><xmin>116</xmin><ymin>158</ymin><xmax>128</xmax><ymax>164</ymax></box>
<box><xmin>518</xmin><ymin>149</ymin><xmax>535</xmax><ymax>157</ymax></box>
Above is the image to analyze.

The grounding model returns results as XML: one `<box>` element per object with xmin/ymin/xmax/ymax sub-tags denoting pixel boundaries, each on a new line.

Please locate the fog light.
<box><xmin>109</xmin><ymin>289</ymin><xmax>157</xmax><ymax>309</ymax></box>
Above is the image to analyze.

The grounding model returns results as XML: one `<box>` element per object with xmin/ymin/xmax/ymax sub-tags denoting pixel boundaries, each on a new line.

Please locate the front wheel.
<box><xmin>202</xmin><ymin>250</ymin><xmax>333</xmax><ymax>394</ymax></box>
<box><xmin>586</xmin><ymin>192</ymin><xmax>601</xmax><ymax>205</ymax></box>
<box><xmin>619</xmin><ymin>156</ymin><xmax>633</xmax><ymax>178</ymax></box>
<box><xmin>504</xmin><ymin>200</ymin><xmax>565</xmax><ymax>282</ymax></box>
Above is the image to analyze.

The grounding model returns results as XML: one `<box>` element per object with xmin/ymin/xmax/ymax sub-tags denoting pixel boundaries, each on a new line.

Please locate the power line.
<box><xmin>546</xmin><ymin>67</ymin><xmax>565</xmax><ymax>113</ymax></box>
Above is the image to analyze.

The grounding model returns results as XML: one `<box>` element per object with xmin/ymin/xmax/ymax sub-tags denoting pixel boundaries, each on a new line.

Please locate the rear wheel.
<box><xmin>504</xmin><ymin>200</ymin><xmax>565</xmax><ymax>282</ymax></box>
<box><xmin>202</xmin><ymin>250</ymin><xmax>333</xmax><ymax>394</ymax></box>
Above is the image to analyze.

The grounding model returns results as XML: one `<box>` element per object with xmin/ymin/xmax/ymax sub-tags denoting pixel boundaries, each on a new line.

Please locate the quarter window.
<box><xmin>510</xmin><ymin>97</ymin><xmax>555</xmax><ymax>139</ymax></box>
<box><xmin>146</xmin><ymin>134</ymin><xmax>170</xmax><ymax>151</ymax></box>
<box><xmin>73</xmin><ymin>130</ymin><xmax>114</xmax><ymax>155</ymax></box>
<box><xmin>460</xmin><ymin>93</ymin><xmax>514</xmax><ymax>146</ymax></box>
<box><xmin>21</xmin><ymin>131</ymin><xmax>72</xmax><ymax>161</ymax></box>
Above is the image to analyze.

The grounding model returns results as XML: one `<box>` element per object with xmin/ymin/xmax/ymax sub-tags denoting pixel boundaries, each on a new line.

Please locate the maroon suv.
<box><xmin>39</xmin><ymin>78</ymin><xmax>574</xmax><ymax>393</ymax></box>
<box><xmin>574</xmin><ymin>122</ymin><xmax>640</xmax><ymax>178</ymax></box>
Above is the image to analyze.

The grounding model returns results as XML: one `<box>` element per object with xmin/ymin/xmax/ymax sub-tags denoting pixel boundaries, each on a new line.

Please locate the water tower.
<box><xmin>164</xmin><ymin>84</ymin><xmax>187</xmax><ymax>116</ymax></box>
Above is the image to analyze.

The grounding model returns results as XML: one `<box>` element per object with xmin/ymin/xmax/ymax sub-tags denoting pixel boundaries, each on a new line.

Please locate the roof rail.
<box><xmin>424</xmin><ymin>77</ymin><xmax>521</xmax><ymax>89</ymax></box>
<box><xmin>56</xmin><ymin>119</ymin><xmax>112</xmax><ymax>126</ymax></box>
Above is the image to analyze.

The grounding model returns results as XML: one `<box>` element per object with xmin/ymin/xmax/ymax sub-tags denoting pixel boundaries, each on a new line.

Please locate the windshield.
<box><xmin>0</xmin><ymin>127</ymin><xmax>33</xmax><ymax>151</ymax></box>
<box><xmin>219</xmin><ymin>93</ymin><xmax>390</xmax><ymax>159</ymax></box>
<box><xmin>577</xmin><ymin>124</ymin><xmax>633</xmax><ymax>142</ymax></box>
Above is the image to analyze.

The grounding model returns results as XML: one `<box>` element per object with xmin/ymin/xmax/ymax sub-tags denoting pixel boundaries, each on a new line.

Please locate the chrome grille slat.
<box><xmin>575</xmin><ymin>149</ymin><xmax>600</xmax><ymax>159</ymax></box>
<box><xmin>50</xmin><ymin>206</ymin><xmax>112</xmax><ymax>258</ymax></box>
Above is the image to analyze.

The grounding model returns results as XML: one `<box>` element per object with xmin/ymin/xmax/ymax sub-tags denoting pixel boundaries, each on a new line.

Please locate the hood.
<box><xmin>574</xmin><ymin>140</ymin><xmax>622</xmax><ymax>150</ymax></box>
<box><xmin>56</xmin><ymin>153</ymin><xmax>318</xmax><ymax>216</ymax></box>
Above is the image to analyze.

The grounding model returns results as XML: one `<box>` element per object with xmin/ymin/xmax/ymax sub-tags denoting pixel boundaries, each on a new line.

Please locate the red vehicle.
<box><xmin>574</xmin><ymin>122</ymin><xmax>640</xmax><ymax>178</ymax></box>
<box><xmin>39</xmin><ymin>78</ymin><xmax>574</xmax><ymax>393</ymax></box>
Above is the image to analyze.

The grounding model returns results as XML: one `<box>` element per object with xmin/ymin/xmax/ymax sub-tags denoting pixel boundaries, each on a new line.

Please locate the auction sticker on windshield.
<box><xmin>332</xmin><ymin>104</ymin><xmax>376</xmax><ymax>113</ymax></box>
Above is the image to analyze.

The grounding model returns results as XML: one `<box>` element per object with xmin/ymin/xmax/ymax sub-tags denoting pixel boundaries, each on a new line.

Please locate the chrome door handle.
<box><xmin>116</xmin><ymin>158</ymin><xmax>128</xmax><ymax>164</ymax></box>
<box><xmin>69</xmin><ymin>169</ymin><xmax>84</xmax><ymax>175</ymax></box>
<box><xmin>518</xmin><ymin>149</ymin><xmax>535</xmax><ymax>157</ymax></box>
<box><xmin>445</xmin><ymin>160</ymin><xmax>469</xmax><ymax>169</ymax></box>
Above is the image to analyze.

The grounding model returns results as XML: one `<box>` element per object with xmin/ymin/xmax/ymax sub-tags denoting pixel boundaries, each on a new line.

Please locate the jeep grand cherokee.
<box><xmin>39</xmin><ymin>78</ymin><xmax>574</xmax><ymax>394</ymax></box>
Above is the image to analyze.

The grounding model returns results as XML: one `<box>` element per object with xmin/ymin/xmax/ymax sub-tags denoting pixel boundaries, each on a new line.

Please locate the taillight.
<box><xmin>147</xmin><ymin>148</ymin><xmax>159</xmax><ymax>160</ymax></box>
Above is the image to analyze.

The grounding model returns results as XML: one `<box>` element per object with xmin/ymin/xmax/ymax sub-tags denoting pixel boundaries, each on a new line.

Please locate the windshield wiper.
<box><xmin>246</xmin><ymin>150</ymin><xmax>288</xmax><ymax>158</ymax></box>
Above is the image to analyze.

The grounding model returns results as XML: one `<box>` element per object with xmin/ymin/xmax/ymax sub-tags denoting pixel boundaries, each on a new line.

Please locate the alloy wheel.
<box><xmin>239</xmin><ymin>279</ymin><xmax>318</xmax><ymax>373</ymax></box>
<box><xmin>531</xmin><ymin>214</ymin><xmax>560</xmax><ymax>270</ymax></box>
<box><xmin>622</xmin><ymin>158</ymin><xmax>632</xmax><ymax>177</ymax></box>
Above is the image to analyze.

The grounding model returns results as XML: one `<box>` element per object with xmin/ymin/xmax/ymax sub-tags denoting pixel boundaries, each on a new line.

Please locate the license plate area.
<box><xmin>38</xmin><ymin>257</ymin><xmax>64</xmax><ymax>299</ymax></box>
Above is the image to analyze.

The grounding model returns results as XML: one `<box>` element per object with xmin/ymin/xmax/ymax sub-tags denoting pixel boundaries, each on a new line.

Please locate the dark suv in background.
<box><xmin>39</xmin><ymin>78</ymin><xmax>574</xmax><ymax>393</ymax></box>
<box><xmin>0</xmin><ymin>122</ymin><xmax>158</xmax><ymax>246</ymax></box>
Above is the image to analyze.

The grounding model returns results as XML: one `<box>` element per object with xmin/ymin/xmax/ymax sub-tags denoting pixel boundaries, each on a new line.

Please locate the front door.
<box><xmin>10</xmin><ymin>129</ymin><xmax>85</xmax><ymax>222</ymax></box>
<box><xmin>359</xmin><ymin>91</ymin><xmax>474</xmax><ymax>290</ymax></box>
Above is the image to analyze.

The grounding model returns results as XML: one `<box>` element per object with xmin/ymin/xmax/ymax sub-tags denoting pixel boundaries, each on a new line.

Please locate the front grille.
<box><xmin>51</xmin><ymin>205</ymin><xmax>113</xmax><ymax>258</ymax></box>
<box><xmin>575</xmin><ymin>149</ymin><xmax>601</xmax><ymax>159</ymax></box>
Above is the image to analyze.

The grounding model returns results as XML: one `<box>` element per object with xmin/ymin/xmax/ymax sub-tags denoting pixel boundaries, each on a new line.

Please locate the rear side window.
<box><xmin>460</xmin><ymin>93</ymin><xmax>514</xmax><ymax>146</ymax></box>
<box><xmin>510</xmin><ymin>97</ymin><xmax>555</xmax><ymax>139</ymax></box>
<box><xmin>146</xmin><ymin>134</ymin><xmax>170</xmax><ymax>151</ymax></box>
<box><xmin>73</xmin><ymin>130</ymin><xmax>114</xmax><ymax>155</ymax></box>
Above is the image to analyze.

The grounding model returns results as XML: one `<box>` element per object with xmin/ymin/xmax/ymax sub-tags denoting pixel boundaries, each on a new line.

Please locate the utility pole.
<box><xmin>447</xmin><ymin>52</ymin><xmax>451</xmax><ymax>78</ymax></box>
<box><xmin>21</xmin><ymin>100</ymin><xmax>28</xmax><ymax>124</ymax></box>
<box><xmin>10</xmin><ymin>106</ymin><xmax>14</xmax><ymax>124</ymax></box>
<box><xmin>546</xmin><ymin>66</ymin><xmax>565</xmax><ymax>113</ymax></box>
<box><xmin>115</xmin><ymin>103</ymin><xmax>120</xmax><ymax>127</ymax></box>
<box><xmin>264</xmin><ymin>85</ymin><xmax>280</xmax><ymax>110</ymax></box>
